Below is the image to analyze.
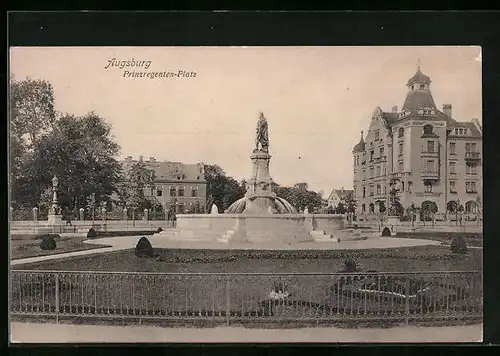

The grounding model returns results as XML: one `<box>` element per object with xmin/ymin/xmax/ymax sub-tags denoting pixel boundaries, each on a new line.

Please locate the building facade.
<box><xmin>327</xmin><ymin>188</ymin><xmax>354</xmax><ymax>209</ymax></box>
<box><xmin>352</xmin><ymin>67</ymin><xmax>482</xmax><ymax>217</ymax></box>
<box><xmin>119</xmin><ymin>156</ymin><xmax>207</xmax><ymax>214</ymax></box>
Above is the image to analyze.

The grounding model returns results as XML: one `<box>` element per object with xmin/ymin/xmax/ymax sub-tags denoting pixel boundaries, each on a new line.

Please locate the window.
<box><xmin>466</xmin><ymin>181</ymin><xmax>477</xmax><ymax>193</ymax></box>
<box><xmin>398</xmin><ymin>127</ymin><xmax>404</xmax><ymax>138</ymax></box>
<box><xmin>466</xmin><ymin>164</ymin><xmax>477</xmax><ymax>175</ymax></box>
<box><xmin>380</xmin><ymin>147</ymin><xmax>384</xmax><ymax>157</ymax></box>
<box><xmin>362</xmin><ymin>204</ymin><xmax>366</xmax><ymax>213</ymax></box>
<box><xmin>466</xmin><ymin>142</ymin><xmax>477</xmax><ymax>153</ymax></box>
<box><xmin>362</xmin><ymin>170</ymin><xmax>366</xmax><ymax>180</ymax></box>
<box><xmin>449</xmin><ymin>142</ymin><xmax>456</xmax><ymax>155</ymax></box>
<box><xmin>454</xmin><ymin>128</ymin><xmax>458</xmax><ymax>135</ymax></box>
<box><xmin>157</xmin><ymin>189</ymin><xmax>163</xmax><ymax>197</ymax></box>
<box><xmin>459</xmin><ymin>128</ymin><xmax>463</xmax><ymax>135</ymax></box>
<box><xmin>191</xmin><ymin>188</ymin><xmax>198</xmax><ymax>197</ymax></box>
<box><xmin>401</xmin><ymin>181</ymin><xmax>405</xmax><ymax>192</ymax></box>
<box><xmin>177</xmin><ymin>204</ymin><xmax>185</xmax><ymax>214</ymax></box>
<box><xmin>170</xmin><ymin>187</ymin><xmax>177</xmax><ymax>197</ymax></box>
<box><xmin>362</xmin><ymin>187</ymin><xmax>366</xmax><ymax>198</ymax></box>
<box><xmin>450</xmin><ymin>162</ymin><xmax>456</xmax><ymax>174</ymax></box>
<box><xmin>370</xmin><ymin>167</ymin><xmax>374</xmax><ymax>177</ymax></box>
<box><xmin>398</xmin><ymin>162</ymin><xmax>404</xmax><ymax>172</ymax></box>
<box><xmin>376</xmin><ymin>166</ymin><xmax>381</xmax><ymax>176</ymax></box>
<box><xmin>374</xmin><ymin>131</ymin><xmax>379</xmax><ymax>141</ymax></box>
<box><xmin>464</xmin><ymin>129</ymin><xmax>468</xmax><ymax>135</ymax></box>
<box><xmin>399</xmin><ymin>143</ymin><xmax>403</xmax><ymax>155</ymax></box>
<box><xmin>450</xmin><ymin>180</ymin><xmax>456</xmax><ymax>192</ymax></box>
<box><xmin>423</xmin><ymin>124</ymin><xmax>433</xmax><ymax>135</ymax></box>
<box><xmin>426</xmin><ymin>160</ymin><xmax>435</xmax><ymax>172</ymax></box>
<box><xmin>370</xmin><ymin>150</ymin><xmax>374</xmax><ymax>161</ymax></box>
<box><xmin>426</xmin><ymin>140</ymin><xmax>435</xmax><ymax>152</ymax></box>
<box><xmin>384</xmin><ymin>185</ymin><xmax>387</xmax><ymax>194</ymax></box>
<box><xmin>425</xmin><ymin>183</ymin><xmax>433</xmax><ymax>193</ymax></box>
<box><xmin>178</xmin><ymin>187</ymin><xmax>185</xmax><ymax>197</ymax></box>
<box><xmin>420</xmin><ymin>84</ymin><xmax>425</xmax><ymax>90</ymax></box>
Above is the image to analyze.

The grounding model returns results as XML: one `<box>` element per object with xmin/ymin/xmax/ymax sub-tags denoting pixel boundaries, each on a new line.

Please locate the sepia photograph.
<box><xmin>8</xmin><ymin>46</ymin><xmax>483</xmax><ymax>343</ymax></box>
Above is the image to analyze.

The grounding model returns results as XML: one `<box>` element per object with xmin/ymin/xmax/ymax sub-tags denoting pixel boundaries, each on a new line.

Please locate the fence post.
<box><xmin>226</xmin><ymin>275</ymin><xmax>230</xmax><ymax>326</ymax></box>
<box><xmin>404</xmin><ymin>279</ymin><xmax>410</xmax><ymax>325</ymax></box>
<box><xmin>55</xmin><ymin>273</ymin><xmax>60</xmax><ymax>323</ymax></box>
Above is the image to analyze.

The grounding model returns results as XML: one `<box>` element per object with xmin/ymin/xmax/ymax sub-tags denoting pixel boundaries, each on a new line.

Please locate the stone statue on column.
<box><xmin>255</xmin><ymin>112</ymin><xmax>269</xmax><ymax>152</ymax></box>
<box><xmin>47</xmin><ymin>175</ymin><xmax>63</xmax><ymax>229</ymax></box>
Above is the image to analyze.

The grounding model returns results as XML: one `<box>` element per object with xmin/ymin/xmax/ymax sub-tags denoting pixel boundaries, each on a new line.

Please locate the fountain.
<box><xmin>159</xmin><ymin>113</ymin><xmax>374</xmax><ymax>245</ymax></box>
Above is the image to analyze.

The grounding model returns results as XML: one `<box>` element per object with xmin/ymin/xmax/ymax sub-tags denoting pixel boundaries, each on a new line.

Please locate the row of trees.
<box><xmin>10</xmin><ymin>78</ymin><xmax>123</xmax><ymax>216</ymax></box>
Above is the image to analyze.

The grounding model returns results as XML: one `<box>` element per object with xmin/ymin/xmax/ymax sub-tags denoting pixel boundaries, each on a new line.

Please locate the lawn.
<box><xmin>10</xmin><ymin>236</ymin><xmax>112</xmax><ymax>260</ymax></box>
<box><xmin>394</xmin><ymin>232</ymin><xmax>483</xmax><ymax>248</ymax></box>
<box><xmin>11</xmin><ymin>245</ymin><xmax>482</xmax><ymax>325</ymax></box>
<box><xmin>16</xmin><ymin>245</ymin><xmax>482</xmax><ymax>273</ymax></box>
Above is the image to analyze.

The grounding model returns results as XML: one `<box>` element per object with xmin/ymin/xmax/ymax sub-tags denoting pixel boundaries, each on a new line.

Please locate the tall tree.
<box><xmin>116</xmin><ymin>159</ymin><xmax>157</xmax><ymax>211</ymax></box>
<box><xmin>9</xmin><ymin>78</ymin><xmax>57</xmax><ymax>208</ymax></box>
<box><xmin>203</xmin><ymin>164</ymin><xmax>245</xmax><ymax>212</ymax></box>
<box><xmin>10</xmin><ymin>78</ymin><xmax>56</xmax><ymax>149</ymax></box>
<box><xmin>25</xmin><ymin>112</ymin><xmax>122</xmax><ymax>210</ymax></box>
<box><xmin>275</xmin><ymin>184</ymin><xmax>323</xmax><ymax>212</ymax></box>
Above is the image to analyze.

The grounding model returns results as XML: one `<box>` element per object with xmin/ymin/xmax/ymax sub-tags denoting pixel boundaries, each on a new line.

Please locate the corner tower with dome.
<box><xmin>352</xmin><ymin>65</ymin><xmax>482</xmax><ymax>219</ymax></box>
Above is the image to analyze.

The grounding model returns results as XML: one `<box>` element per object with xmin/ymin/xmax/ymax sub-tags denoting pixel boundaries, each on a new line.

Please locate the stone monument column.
<box><xmin>79</xmin><ymin>207</ymin><xmax>85</xmax><ymax>221</ymax></box>
<box><xmin>47</xmin><ymin>175</ymin><xmax>63</xmax><ymax>230</ymax></box>
<box><xmin>33</xmin><ymin>207</ymin><xmax>38</xmax><ymax>223</ymax></box>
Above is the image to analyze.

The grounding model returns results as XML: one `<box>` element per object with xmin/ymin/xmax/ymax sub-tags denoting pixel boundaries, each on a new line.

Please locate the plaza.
<box><xmin>9</xmin><ymin>46</ymin><xmax>483</xmax><ymax>343</ymax></box>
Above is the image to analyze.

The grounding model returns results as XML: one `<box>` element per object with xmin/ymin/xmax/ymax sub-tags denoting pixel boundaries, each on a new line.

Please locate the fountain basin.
<box><xmin>160</xmin><ymin>214</ymin><xmax>348</xmax><ymax>244</ymax></box>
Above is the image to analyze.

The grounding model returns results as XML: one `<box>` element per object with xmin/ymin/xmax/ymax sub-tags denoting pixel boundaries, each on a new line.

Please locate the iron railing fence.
<box><xmin>10</xmin><ymin>270</ymin><xmax>482</xmax><ymax>325</ymax></box>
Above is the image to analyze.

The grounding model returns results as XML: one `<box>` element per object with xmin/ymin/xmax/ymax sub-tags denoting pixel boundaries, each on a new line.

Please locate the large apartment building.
<box><xmin>352</xmin><ymin>66</ymin><xmax>482</xmax><ymax>217</ymax></box>
<box><xmin>119</xmin><ymin>156</ymin><xmax>207</xmax><ymax>213</ymax></box>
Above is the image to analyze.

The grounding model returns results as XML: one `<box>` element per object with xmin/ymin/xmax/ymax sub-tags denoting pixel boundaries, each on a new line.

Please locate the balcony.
<box><xmin>373</xmin><ymin>155</ymin><xmax>387</xmax><ymax>163</ymax></box>
<box><xmin>421</xmin><ymin>171</ymin><xmax>439</xmax><ymax>181</ymax></box>
<box><xmin>421</xmin><ymin>150</ymin><xmax>439</xmax><ymax>157</ymax></box>
<box><xmin>465</xmin><ymin>152</ymin><xmax>481</xmax><ymax>162</ymax></box>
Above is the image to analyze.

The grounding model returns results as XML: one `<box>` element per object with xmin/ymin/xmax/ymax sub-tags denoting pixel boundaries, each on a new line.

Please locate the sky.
<box><xmin>10</xmin><ymin>46</ymin><xmax>482</xmax><ymax>195</ymax></box>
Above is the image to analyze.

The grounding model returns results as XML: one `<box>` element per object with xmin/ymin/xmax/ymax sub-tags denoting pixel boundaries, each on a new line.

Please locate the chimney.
<box><xmin>443</xmin><ymin>104</ymin><xmax>452</xmax><ymax>118</ymax></box>
<box><xmin>149</xmin><ymin>156</ymin><xmax>156</xmax><ymax>162</ymax></box>
<box><xmin>139</xmin><ymin>155</ymin><xmax>143</xmax><ymax>162</ymax></box>
<box><xmin>125</xmin><ymin>156</ymin><xmax>132</xmax><ymax>161</ymax></box>
<box><xmin>392</xmin><ymin>106</ymin><xmax>398</xmax><ymax>113</ymax></box>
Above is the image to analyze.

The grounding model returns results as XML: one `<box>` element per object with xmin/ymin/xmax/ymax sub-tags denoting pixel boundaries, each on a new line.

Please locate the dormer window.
<box><xmin>423</xmin><ymin>124</ymin><xmax>434</xmax><ymax>135</ymax></box>
<box><xmin>398</xmin><ymin>127</ymin><xmax>404</xmax><ymax>138</ymax></box>
<box><xmin>411</xmin><ymin>85</ymin><xmax>414</xmax><ymax>90</ymax></box>
<box><xmin>418</xmin><ymin>109</ymin><xmax>424</xmax><ymax>115</ymax></box>
<box><xmin>420</xmin><ymin>84</ymin><xmax>425</xmax><ymax>90</ymax></box>
<box><xmin>464</xmin><ymin>128</ymin><xmax>468</xmax><ymax>135</ymax></box>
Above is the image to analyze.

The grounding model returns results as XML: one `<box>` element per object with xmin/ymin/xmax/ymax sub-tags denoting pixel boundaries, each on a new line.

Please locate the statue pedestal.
<box><xmin>47</xmin><ymin>214</ymin><xmax>63</xmax><ymax>233</ymax></box>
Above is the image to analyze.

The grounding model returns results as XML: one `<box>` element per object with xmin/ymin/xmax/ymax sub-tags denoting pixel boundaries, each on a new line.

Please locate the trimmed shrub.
<box><xmin>87</xmin><ymin>228</ymin><xmax>97</xmax><ymax>239</ymax></box>
<box><xmin>381</xmin><ymin>227</ymin><xmax>391</xmax><ymax>237</ymax></box>
<box><xmin>156</xmin><ymin>227</ymin><xmax>163</xmax><ymax>233</ymax></box>
<box><xmin>451</xmin><ymin>236</ymin><xmax>468</xmax><ymax>254</ymax></box>
<box><xmin>40</xmin><ymin>235</ymin><xmax>57</xmax><ymax>250</ymax></box>
<box><xmin>338</xmin><ymin>257</ymin><xmax>361</xmax><ymax>273</ymax></box>
<box><xmin>135</xmin><ymin>237</ymin><xmax>154</xmax><ymax>258</ymax></box>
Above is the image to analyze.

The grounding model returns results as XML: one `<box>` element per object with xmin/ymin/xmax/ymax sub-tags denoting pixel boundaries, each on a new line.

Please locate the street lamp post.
<box><xmin>91</xmin><ymin>192</ymin><xmax>96</xmax><ymax>226</ymax></box>
<box><xmin>455</xmin><ymin>198</ymin><xmax>460</xmax><ymax>226</ymax></box>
